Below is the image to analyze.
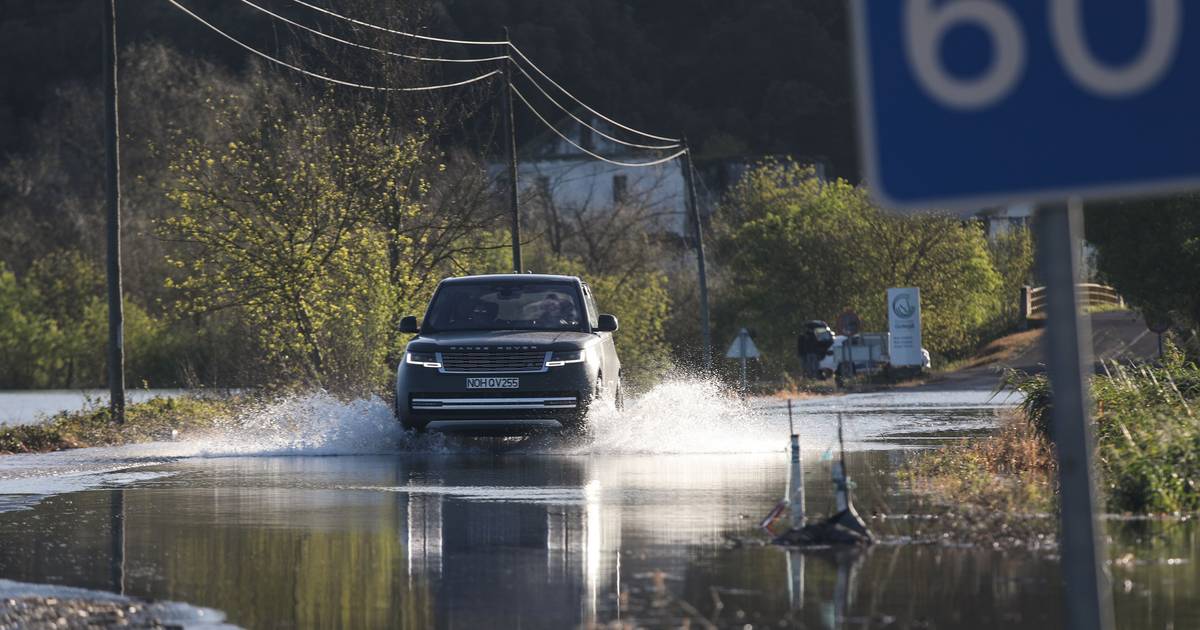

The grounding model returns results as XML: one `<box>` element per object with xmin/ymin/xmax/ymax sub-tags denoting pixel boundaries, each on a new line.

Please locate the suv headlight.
<box><xmin>545</xmin><ymin>350</ymin><xmax>585</xmax><ymax>367</ymax></box>
<box><xmin>406</xmin><ymin>351</ymin><xmax>442</xmax><ymax>368</ymax></box>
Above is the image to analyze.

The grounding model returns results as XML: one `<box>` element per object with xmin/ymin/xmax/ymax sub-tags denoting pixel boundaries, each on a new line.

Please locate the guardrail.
<box><xmin>1021</xmin><ymin>283</ymin><xmax>1124</xmax><ymax>325</ymax></box>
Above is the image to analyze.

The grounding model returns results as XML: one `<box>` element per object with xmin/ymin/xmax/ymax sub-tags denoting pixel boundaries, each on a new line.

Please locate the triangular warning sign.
<box><xmin>725</xmin><ymin>328</ymin><xmax>760</xmax><ymax>359</ymax></box>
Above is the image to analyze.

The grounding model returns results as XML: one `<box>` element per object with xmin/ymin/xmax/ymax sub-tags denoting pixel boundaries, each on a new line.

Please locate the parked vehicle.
<box><xmin>394</xmin><ymin>274</ymin><xmax>622</xmax><ymax>435</ymax></box>
<box><xmin>818</xmin><ymin>333</ymin><xmax>930</xmax><ymax>382</ymax></box>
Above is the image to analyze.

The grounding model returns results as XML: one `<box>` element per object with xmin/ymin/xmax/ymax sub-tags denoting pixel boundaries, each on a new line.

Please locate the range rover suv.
<box><xmin>394</xmin><ymin>274</ymin><xmax>622</xmax><ymax>435</ymax></box>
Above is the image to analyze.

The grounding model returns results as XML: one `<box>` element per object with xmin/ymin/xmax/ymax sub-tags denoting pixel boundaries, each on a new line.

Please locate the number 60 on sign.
<box><xmin>852</xmin><ymin>0</ymin><xmax>1200</xmax><ymax>210</ymax></box>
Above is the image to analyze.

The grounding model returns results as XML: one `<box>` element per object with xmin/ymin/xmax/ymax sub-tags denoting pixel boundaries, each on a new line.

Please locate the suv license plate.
<box><xmin>466</xmin><ymin>377</ymin><xmax>519</xmax><ymax>389</ymax></box>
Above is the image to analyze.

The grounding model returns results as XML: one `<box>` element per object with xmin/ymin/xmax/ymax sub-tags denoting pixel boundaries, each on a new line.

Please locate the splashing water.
<box><xmin>175</xmin><ymin>380</ymin><xmax>783</xmax><ymax>457</ymax></box>
<box><xmin>577</xmin><ymin>379</ymin><xmax>784</xmax><ymax>454</ymax></box>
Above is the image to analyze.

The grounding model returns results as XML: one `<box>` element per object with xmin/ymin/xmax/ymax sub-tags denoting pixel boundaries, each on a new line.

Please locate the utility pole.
<box><xmin>102</xmin><ymin>0</ymin><xmax>125</xmax><ymax>424</ymax></box>
<box><xmin>681</xmin><ymin>141</ymin><xmax>712</xmax><ymax>372</ymax></box>
<box><xmin>500</xmin><ymin>28</ymin><xmax>522</xmax><ymax>273</ymax></box>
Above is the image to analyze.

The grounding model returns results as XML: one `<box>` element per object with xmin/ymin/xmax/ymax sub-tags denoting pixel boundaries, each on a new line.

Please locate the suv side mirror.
<box><xmin>399</xmin><ymin>316</ymin><xmax>419</xmax><ymax>334</ymax></box>
<box><xmin>596</xmin><ymin>314</ymin><xmax>619</xmax><ymax>333</ymax></box>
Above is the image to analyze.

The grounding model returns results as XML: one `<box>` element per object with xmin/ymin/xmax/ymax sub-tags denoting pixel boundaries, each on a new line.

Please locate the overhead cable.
<box><xmin>509</xmin><ymin>62</ymin><xmax>681</xmax><ymax>151</ymax></box>
<box><xmin>510</xmin><ymin>83</ymin><xmax>687</xmax><ymax>168</ymax></box>
<box><xmin>284</xmin><ymin>0</ymin><xmax>509</xmax><ymax>46</ymax></box>
<box><xmin>237</xmin><ymin>0</ymin><xmax>509</xmax><ymax>63</ymax></box>
<box><xmin>166</xmin><ymin>0</ymin><xmax>502</xmax><ymax>91</ymax></box>
<box><xmin>508</xmin><ymin>42</ymin><xmax>681</xmax><ymax>144</ymax></box>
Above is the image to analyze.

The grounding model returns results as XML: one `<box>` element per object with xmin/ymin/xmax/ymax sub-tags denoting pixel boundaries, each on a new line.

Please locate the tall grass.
<box><xmin>1002</xmin><ymin>342</ymin><xmax>1200</xmax><ymax>514</ymax></box>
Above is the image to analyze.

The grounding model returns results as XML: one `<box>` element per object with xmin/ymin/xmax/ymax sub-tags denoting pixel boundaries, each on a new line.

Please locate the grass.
<box><xmin>907</xmin><ymin>340</ymin><xmax>1200</xmax><ymax>516</ymax></box>
<box><xmin>903</xmin><ymin>411</ymin><xmax>1057</xmax><ymax>515</ymax></box>
<box><xmin>934</xmin><ymin>328</ymin><xmax>1042</xmax><ymax>374</ymax></box>
<box><xmin>0</xmin><ymin>395</ymin><xmax>241</xmax><ymax>455</ymax></box>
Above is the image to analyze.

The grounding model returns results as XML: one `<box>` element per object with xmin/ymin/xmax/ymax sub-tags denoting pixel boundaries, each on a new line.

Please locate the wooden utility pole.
<box><xmin>681</xmin><ymin>141</ymin><xmax>712</xmax><ymax>371</ymax></box>
<box><xmin>102</xmin><ymin>0</ymin><xmax>125</xmax><ymax>423</ymax></box>
<box><xmin>500</xmin><ymin>28</ymin><xmax>522</xmax><ymax>272</ymax></box>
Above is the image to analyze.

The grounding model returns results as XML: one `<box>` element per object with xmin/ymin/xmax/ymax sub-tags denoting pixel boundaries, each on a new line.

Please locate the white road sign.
<box><xmin>725</xmin><ymin>328</ymin><xmax>760</xmax><ymax>359</ymax></box>
<box><xmin>887</xmin><ymin>288</ymin><xmax>922</xmax><ymax>367</ymax></box>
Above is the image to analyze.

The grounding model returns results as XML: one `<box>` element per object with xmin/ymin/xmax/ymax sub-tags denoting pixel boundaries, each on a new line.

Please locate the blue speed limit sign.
<box><xmin>852</xmin><ymin>0</ymin><xmax>1200</xmax><ymax>210</ymax></box>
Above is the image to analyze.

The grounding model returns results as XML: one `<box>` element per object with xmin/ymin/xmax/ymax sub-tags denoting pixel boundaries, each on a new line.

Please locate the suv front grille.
<box><xmin>438</xmin><ymin>351</ymin><xmax>548</xmax><ymax>373</ymax></box>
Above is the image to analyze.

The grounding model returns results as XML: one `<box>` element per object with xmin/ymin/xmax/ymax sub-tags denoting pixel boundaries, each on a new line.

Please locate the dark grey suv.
<box><xmin>394</xmin><ymin>274</ymin><xmax>622</xmax><ymax>435</ymax></box>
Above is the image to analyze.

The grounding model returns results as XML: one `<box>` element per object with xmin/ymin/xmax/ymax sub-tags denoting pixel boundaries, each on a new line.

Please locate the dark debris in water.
<box><xmin>773</xmin><ymin>520</ymin><xmax>872</xmax><ymax>547</ymax></box>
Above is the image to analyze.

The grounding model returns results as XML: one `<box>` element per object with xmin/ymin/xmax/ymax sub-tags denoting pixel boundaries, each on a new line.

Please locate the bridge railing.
<box><xmin>1021</xmin><ymin>283</ymin><xmax>1124</xmax><ymax>326</ymax></box>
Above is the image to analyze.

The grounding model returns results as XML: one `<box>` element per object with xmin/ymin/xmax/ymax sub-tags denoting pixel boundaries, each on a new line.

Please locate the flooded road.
<box><xmin>0</xmin><ymin>383</ymin><xmax>1195</xmax><ymax>629</ymax></box>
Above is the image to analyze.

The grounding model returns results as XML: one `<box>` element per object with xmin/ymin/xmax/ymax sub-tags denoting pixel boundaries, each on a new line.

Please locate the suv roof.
<box><xmin>439</xmin><ymin>273</ymin><xmax>581</xmax><ymax>284</ymax></box>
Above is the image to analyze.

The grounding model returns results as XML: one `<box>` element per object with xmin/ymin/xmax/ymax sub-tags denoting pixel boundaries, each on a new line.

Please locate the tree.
<box><xmin>714</xmin><ymin>160</ymin><xmax>1004</xmax><ymax>379</ymax></box>
<box><xmin>160</xmin><ymin>95</ymin><xmax>421</xmax><ymax>392</ymax></box>
<box><xmin>1086</xmin><ymin>196</ymin><xmax>1200</xmax><ymax>332</ymax></box>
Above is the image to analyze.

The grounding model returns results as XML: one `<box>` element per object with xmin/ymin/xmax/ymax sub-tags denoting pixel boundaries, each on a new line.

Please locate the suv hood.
<box><xmin>407</xmin><ymin>330</ymin><xmax>597</xmax><ymax>352</ymax></box>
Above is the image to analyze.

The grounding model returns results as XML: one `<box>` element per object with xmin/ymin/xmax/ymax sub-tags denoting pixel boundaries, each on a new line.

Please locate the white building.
<box><xmin>498</xmin><ymin>114</ymin><xmax>694</xmax><ymax>237</ymax></box>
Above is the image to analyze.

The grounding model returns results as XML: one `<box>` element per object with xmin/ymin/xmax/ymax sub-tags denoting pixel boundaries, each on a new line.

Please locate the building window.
<box><xmin>612</xmin><ymin>175</ymin><xmax>628</xmax><ymax>204</ymax></box>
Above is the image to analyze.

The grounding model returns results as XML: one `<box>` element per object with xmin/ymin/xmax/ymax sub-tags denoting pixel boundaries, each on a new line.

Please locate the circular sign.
<box><xmin>1146</xmin><ymin>314</ymin><xmax>1172</xmax><ymax>335</ymax></box>
<box><xmin>836</xmin><ymin>310</ymin><xmax>861</xmax><ymax>336</ymax></box>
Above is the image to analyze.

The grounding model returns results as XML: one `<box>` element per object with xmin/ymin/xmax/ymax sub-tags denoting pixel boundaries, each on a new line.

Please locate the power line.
<box><xmin>236</xmin><ymin>0</ymin><xmax>509</xmax><ymax>64</ymax></box>
<box><xmin>509</xmin><ymin>62</ymin><xmax>681</xmax><ymax>151</ymax></box>
<box><xmin>277</xmin><ymin>1</ymin><xmax>682</xmax><ymax>145</ymax></box>
<box><xmin>508</xmin><ymin>42</ymin><xmax>681</xmax><ymax>144</ymax></box>
<box><xmin>283</xmin><ymin>0</ymin><xmax>509</xmax><ymax>46</ymax></box>
<box><xmin>166</xmin><ymin>0</ymin><xmax>502</xmax><ymax>91</ymax></box>
<box><xmin>510</xmin><ymin>83</ymin><xmax>687</xmax><ymax>168</ymax></box>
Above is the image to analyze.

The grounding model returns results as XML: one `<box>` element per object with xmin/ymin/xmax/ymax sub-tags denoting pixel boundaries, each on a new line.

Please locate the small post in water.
<box><xmin>786</xmin><ymin>399</ymin><xmax>805</xmax><ymax>528</ymax></box>
<box><xmin>830</xmin><ymin>412</ymin><xmax>870</xmax><ymax>538</ymax></box>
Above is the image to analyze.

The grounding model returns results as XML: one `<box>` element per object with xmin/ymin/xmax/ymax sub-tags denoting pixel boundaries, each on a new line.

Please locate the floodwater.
<box><xmin>0</xmin><ymin>389</ymin><xmax>189</xmax><ymax>426</ymax></box>
<box><xmin>0</xmin><ymin>382</ymin><xmax>1195</xmax><ymax>629</ymax></box>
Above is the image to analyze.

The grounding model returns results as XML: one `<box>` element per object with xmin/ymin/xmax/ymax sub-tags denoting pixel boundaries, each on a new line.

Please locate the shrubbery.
<box><xmin>1005</xmin><ymin>341</ymin><xmax>1200</xmax><ymax>514</ymax></box>
<box><xmin>712</xmin><ymin>160</ymin><xmax>1030</xmax><ymax>381</ymax></box>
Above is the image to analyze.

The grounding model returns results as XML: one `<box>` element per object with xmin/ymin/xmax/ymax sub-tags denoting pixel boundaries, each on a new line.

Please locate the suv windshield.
<box><xmin>424</xmin><ymin>282</ymin><xmax>584</xmax><ymax>332</ymax></box>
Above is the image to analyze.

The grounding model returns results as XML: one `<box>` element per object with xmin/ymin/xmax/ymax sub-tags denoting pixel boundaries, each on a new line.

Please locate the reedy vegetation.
<box><xmin>911</xmin><ymin>342</ymin><xmax>1200</xmax><ymax>515</ymax></box>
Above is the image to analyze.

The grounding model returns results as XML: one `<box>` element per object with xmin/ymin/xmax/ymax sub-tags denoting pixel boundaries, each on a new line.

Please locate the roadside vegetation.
<box><xmin>0</xmin><ymin>15</ymin><xmax>1036</xmax><ymax>398</ymax></box>
<box><xmin>907</xmin><ymin>340</ymin><xmax>1200</xmax><ymax>516</ymax></box>
<box><xmin>0</xmin><ymin>395</ymin><xmax>240</xmax><ymax>455</ymax></box>
<box><xmin>710</xmin><ymin>160</ymin><xmax>1034</xmax><ymax>384</ymax></box>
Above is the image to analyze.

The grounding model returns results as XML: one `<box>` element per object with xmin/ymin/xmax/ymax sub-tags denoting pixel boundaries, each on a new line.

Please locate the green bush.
<box><xmin>1004</xmin><ymin>342</ymin><xmax>1200</xmax><ymax>513</ymax></box>
<box><xmin>713</xmin><ymin>160</ymin><xmax>1006</xmax><ymax>381</ymax></box>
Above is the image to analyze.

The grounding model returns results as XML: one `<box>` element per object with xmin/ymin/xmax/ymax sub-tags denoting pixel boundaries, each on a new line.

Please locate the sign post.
<box><xmin>838</xmin><ymin>2</ymin><xmax>1200</xmax><ymax>627</ymax></box>
<box><xmin>725</xmin><ymin>328</ymin><xmax>760</xmax><ymax>391</ymax></box>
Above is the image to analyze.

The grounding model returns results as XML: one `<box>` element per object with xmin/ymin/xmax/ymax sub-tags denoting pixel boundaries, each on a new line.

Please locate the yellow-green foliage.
<box><xmin>715</xmin><ymin>160</ymin><xmax>1004</xmax><ymax>377</ymax></box>
<box><xmin>160</xmin><ymin>97</ymin><xmax>428</xmax><ymax>393</ymax></box>
<box><xmin>0</xmin><ymin>255</ymin><xmax>167</xmax><ymax>388</ymax></box>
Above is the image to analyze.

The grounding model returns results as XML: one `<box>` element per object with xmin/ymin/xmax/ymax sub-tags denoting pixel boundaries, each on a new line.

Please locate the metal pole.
<box><xmin>501</xmin><ymin>28</ymin><xmax>522</xmax><ymax>273</ymax></box>
<box><xmin>102</xmin><ymin>0</ymin><xmax>125</xmax><ymax>424</ymax></box>
<box><xmin>787</xmin><ymin>400</ymin><xmax>806</xmax><ymax>528</ymax></box>
<box><xmin>833</xmin><ymin>412</ymin><xmax>849</xmax><ymax>512</ymax></box>
<box><xmin>739</xmin><ymin>331</ymin><xmax>747</xmax><ymax>391</ymax></box>
<box><xmin>681</xmin><ymin>142</ymin><xmax>712</xmax><ymax>372</ymax></box>
<box><xmin>1035</xmin><ymin>200</ymin><xmax>1114</xmax><ymax>630</ymax></box>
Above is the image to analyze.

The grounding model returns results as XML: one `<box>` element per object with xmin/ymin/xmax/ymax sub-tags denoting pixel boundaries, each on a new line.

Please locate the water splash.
<box><xmin>193</xmin><ymin>393</ymin><xmax>406</xmax><ymax>457</ymax></box>
<box><xmin>578</xmin><ymin>379</ymin><xmax>784</xmax><ymax>454</ymax></box>
<box><xmin>172</xmin><ymin>380</ymin><xmax>783</xmax><ymax>457</ymax></box>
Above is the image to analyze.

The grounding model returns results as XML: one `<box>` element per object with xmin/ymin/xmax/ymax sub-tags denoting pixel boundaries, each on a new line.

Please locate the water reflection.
<box><xmin>0</xmin><ymin>451</ymin><xmax>1195</xmax><ymax>628</ymax></box>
